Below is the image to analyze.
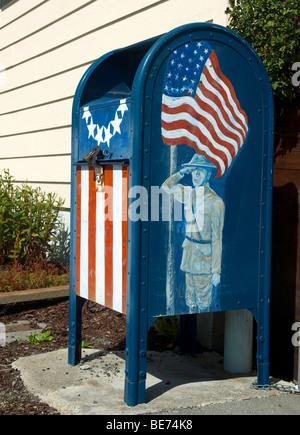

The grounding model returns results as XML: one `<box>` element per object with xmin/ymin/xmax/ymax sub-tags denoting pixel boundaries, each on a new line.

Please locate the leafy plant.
<box><xmin>225</xmin><ymin>0</ymin><xmax>300</xmax><ymax>101</ymax></box>
<box><xmin>19</xmin><ymin>330</ymin><xmax>53</xmax><ymax>345</ymax></box>
<box><xmin>0</xmin><ymin>169</ymin><xmax>65</xmax><ymax>266</ymax></box>
<box><xmin>81</xmin><ymin>340</ymin><xmax>93</xmax><ymax>349</ymax></box>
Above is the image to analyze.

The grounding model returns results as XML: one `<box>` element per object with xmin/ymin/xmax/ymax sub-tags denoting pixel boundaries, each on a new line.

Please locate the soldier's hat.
<box><xmin>182</xmin><ymin>154</ymin><xmax>216</xmax><ymax>169</ymax></box>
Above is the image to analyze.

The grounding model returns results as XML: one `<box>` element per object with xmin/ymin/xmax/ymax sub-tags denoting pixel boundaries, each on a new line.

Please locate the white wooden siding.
<box><xmin>0</xmin><ymin>0</ymin><xmax>228</xmax><ymax>210</ymax></box>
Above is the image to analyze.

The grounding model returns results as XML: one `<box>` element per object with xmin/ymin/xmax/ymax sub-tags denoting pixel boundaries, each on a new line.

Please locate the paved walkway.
<box><xmin>12</xmin><ymin>348</ymin><xmax>300</xmax><ymax>415</ymax></box>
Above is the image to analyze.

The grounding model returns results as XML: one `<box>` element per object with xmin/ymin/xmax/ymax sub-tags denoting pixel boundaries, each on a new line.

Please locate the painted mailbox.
<box><xmin>69</xmin><ymin>23</ymin><xmax>274</xmax><ymax>406</ymax></box>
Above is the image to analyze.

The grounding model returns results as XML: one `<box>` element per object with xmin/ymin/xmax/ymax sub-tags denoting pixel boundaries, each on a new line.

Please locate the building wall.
<box><xmin>0</xmin><ymin>0</ymin><xmax>229</xmax><ymax>214</ymax></box>
<box><xmin>270</xmin><ymin>98</ymin><xmax>300</xmax><ymax>382</ymax></box>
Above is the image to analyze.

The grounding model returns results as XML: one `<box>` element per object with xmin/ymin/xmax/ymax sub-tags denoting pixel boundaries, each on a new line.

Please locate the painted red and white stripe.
<box><xmin>75</xmin><ymin>165</ymin><xmax>128</xmax><ymax>314</ymax></box>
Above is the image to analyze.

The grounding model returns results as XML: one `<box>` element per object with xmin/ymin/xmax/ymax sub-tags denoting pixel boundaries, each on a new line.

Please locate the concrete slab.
<box><xmin>12</xmin><ymin>348</ymin><xmax>297</xmax><ymax>415</ymax></box>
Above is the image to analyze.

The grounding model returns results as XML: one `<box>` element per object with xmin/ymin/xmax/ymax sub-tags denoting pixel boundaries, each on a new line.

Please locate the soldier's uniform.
<box><xmin>162</xmin><ymin>157</ymin><xmax>225</xmax><ymax>311</ymax></box>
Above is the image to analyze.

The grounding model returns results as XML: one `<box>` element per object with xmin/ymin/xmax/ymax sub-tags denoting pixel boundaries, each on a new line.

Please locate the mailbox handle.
<box><xmin>94</xmin><ymin>165</ymin><xmax>104</xmax><ymax>192</ymax></box>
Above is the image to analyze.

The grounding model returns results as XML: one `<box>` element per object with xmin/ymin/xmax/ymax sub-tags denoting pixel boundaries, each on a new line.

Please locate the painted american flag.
<box><xmin>75</xmin><ymin>164</ymin><xmax>128</xmax><ymax>314</ymax></box>
<box><xmin>161</xmin><ymin>40</ymin><xmax>248</xmax><ymax>177</ymax></box>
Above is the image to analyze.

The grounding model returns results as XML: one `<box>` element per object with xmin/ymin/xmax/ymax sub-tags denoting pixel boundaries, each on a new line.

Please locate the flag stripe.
<box><xmin>203</xmin><ymin>53</ymin><xmax>248</xmax><ymax>134</ymax></box>
<box><xmin>113</xmin><ymin>165</ymin><xmax>123</xmax><ymax>313</ymax></box>
<box><xmin>96</xmin><ymin>183</ymin><xmax>105</xmax><ymax>306</ymax></box>
<box><xmin>88</xmin><ymin>168</ymin><xmax>96</xmax><ymax>302</ymax></box>
<box><xmin>195</xmin><ymin>88</ymin><xmax>244</xmax><ymax>147</ymax></box>
<box><xmin>75</xmin><ymin>167</ymin><xmax>81</xmax><ymax>296</ymax></box>
<box><xmin>161</xmin><ymin>111</ymin><xmax>234</xmax><ymax>165</ymax></box>
<box><xmin>208</xmin><ymin>51</ymin><xmax>248</xmax><ymax>127</ymax></box>
<box><xmin>75</xmin><ymin>165</ymin><xmax>128</xmax><ymax>314</ymax></box>
<box><xmin>200</xmin><ymin>68</ymin><xmax>247</xmax><ymax>139</ymax></box>
<box><xmin>203</xmin><ymin>63</ymin><xmax>247</xmax><ymax>135</ymax></box>
<box><xmin>104</xmin><ymin>165</ymin><xmax>114</xmax><ymax>309</ymax></box>
<box><xmin>162</xmin><ymin>95</ymin><xmax>236</xmax><ymax>175</ymax></box>
<box><xmin>80</xmin><ymin>168</ymin><xmax>89</xmax><ymax>300</ymax></box>
<box><xmin>162</xmin><ymin>127</ymin><xmax>225</xmax><ymax>177</ymax></box>
<box><xmin>162</xmin><ymin>97</ymin><xmax>240</xmax><ymax>154</ymax></box>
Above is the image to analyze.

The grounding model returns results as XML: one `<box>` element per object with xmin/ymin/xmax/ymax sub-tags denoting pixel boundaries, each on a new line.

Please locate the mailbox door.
<box><xmin>75</xmin><ymin>164</ymin><xmax>128</xmax><ymax>314</ymax></box>
<box><xmin>79</xmin><ymin>98</ymin><xmax>131</xmax><ymax>162</ymax></box>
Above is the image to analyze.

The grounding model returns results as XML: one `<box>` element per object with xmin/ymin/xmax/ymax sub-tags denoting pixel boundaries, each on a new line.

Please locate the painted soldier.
<box><xmin>162</xmin><ymin>154</ymin><xmax>225</xmax><ymax>311</ymax></box>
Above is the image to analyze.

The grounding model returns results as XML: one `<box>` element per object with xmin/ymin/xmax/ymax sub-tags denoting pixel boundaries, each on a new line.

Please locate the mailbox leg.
<box><xmin>124</xmin><ymin>304</ymin><xmax>148</xmax><ymax>406</ymax></box>
<box><xmin>124</xmin><ymin>215</ymin><xmax>148</xmax><ymax>406</ymax></box>
<box><xmin>68</xmin><ymin>293</ymin><xmax>85</xmax><ymax>366</ymax></box>
<box><xmin>124</xmin><ymin>321</ymin><xmax>147</xmax><ymax>406</ymax></box>
<box><xmin>256</xmin><ymin>301</ymin><xmax>270</xmax><ymax>387</ymax></box>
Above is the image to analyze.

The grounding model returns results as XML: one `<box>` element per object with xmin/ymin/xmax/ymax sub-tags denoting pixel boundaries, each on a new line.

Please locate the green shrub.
<box><xmin>0</xmin><ymin>169</ymin><xmax>65</xmax><ymax>266</ymax></box>
<box><xmin>225</xmin><ymin>0</ymin><xmax>300</xmax><ymax>101</ymax></box>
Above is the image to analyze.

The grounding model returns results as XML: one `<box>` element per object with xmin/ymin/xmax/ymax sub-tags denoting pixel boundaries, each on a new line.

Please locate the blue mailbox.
<box><xmin>69</xmin><ymin>23</ymin><xmax>274</xmax><ymax>406</ymax></box>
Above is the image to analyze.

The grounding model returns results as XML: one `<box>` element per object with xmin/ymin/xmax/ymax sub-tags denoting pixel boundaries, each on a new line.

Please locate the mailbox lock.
<box><xmin>94</xmin><ymin>165</ymin><xmax>104</xmax><ymax>192</ymax></box>
<box><xmin>83</xmin><ymin>146</ymin><xmax>112</xmax><ymax>163</ymax></box>
<box><xmin>83</xmin><ymin>145</ymin><xmax>101</xmax><ymax>163</ymax></box>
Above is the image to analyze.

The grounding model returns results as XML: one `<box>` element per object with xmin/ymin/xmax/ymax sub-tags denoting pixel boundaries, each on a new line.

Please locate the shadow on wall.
<box><xmin>270</xmin><ymin>182</ymin><xmax>298</xmax><ymax>380</ymax></box>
